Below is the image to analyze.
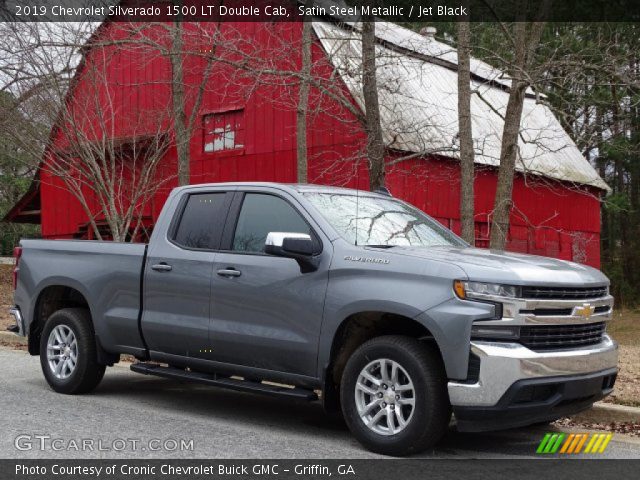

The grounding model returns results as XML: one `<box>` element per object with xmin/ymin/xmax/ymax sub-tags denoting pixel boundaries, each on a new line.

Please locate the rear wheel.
<box><xmin>340</xmin><ymin>336</ymin><xmax>450</xmax><ymax>456</ymax></box>
<box><xmin>39</xmin><ymin>308</ymin><xmax>106</xmax><ymax>394</ymax></box>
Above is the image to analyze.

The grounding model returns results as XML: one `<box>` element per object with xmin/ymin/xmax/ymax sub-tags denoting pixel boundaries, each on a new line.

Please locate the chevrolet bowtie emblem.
<box><xmin>573</xmin><ymin>303</ymin><xmax>595</xmax><ymax>318</ymax></box>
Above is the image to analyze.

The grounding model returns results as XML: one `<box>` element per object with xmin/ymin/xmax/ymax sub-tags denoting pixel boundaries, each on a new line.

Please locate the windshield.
<box><xmin>303</xmin><ymin>192</ymin><xmax>467</xmax><ymax>248</ymax></box>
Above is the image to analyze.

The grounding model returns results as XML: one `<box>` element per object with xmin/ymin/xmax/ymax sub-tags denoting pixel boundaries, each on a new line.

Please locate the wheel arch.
<box><xmin>28</xmin><ymin>284</ymin><xmax>118</xmax><ymax>366</ymax></box>
<box><xmin>320</xmin><ymin>310</ymin><xmax>445</xmax><ymax>414</ymax></box>
<box><xmin>29</xmin><ymin>284</ymin><xmax>90</xmax><ymax>355</ymax></box>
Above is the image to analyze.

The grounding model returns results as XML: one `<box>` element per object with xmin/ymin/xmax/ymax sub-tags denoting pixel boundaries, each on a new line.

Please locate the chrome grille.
<box><xmin>519</xmin><ymin>322</ymin><xmax>606</xmax><ymax>351</ymax></box>
<box><xmin>520</xmin><ymin>306</ymin><xmax>610</xmax><ymax>317</ymax></box>
<box><xmin>521</xmin><ymin>286</ymin><xmax>608</xmax><ymax>300</ymax></box>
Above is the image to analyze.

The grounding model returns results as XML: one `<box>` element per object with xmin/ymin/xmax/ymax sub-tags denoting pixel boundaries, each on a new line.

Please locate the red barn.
<box><xmin>4</xmin><ymin>17</ymin><xmax>608</xmax><ymax>266</ymax></box>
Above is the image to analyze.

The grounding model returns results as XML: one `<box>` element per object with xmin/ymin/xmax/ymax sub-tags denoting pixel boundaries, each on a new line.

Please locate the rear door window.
<box><xmin>173</xmin><ymin>193</ymin><xmax>227</xmax><ymax>250</ymax></box>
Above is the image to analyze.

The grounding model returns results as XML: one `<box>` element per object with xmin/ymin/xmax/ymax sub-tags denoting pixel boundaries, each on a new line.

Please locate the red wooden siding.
<box><xmin>37</xmin><ymin>21</ymin><xmax>602</xmax><ymax>267</ymax></box>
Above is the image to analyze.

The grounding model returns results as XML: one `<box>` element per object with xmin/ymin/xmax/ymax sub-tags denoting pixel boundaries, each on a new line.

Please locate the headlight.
<box><xmin>454</xmin><ymin>280</ymin><xmax>519</xmax><ymax>300</ymax></box>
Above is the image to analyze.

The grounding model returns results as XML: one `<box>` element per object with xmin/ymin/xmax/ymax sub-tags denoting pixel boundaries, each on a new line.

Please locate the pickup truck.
<box><xmin>9</xmin><ymin>182</ymin><xmax>618</xmax><ymax>456</ymax></box>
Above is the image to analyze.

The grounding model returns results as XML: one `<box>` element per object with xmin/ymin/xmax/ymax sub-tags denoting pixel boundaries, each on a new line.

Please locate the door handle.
<box><xmin>217</xmin><ymin>268</ymin><xmax>241</xmax><ymax>278</ymax></box>
<box><xmin>151</xmin><ymin>263</ymin><xmax>173</xmax><ymax>272</ymax></box>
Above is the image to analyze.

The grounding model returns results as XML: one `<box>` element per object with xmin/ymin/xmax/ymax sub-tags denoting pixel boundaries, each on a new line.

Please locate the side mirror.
<box><xmin>264</xmin><ymin>232</ymin><xmax>319</xmax><ymax>272</ymax></box>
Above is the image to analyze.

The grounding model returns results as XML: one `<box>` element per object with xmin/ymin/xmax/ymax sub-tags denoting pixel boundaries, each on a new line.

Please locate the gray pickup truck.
<box><xmin>9</xmin><ymin>182</ymin><xmax>618</xmax><ymax>455</ymax></box>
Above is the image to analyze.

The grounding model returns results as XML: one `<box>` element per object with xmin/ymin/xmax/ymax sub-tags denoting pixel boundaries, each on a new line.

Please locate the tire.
<box><xmin>39</xmin><ymin>308</ymin><xmax>106</xmax><ymax>394</ymax></box>
<box><xmin>340</xmin><ymin>336</ymin><xmax>451</xmax><ymax>456</ymax></box>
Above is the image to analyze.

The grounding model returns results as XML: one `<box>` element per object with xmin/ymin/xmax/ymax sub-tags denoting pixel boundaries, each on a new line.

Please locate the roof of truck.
<box><xmin>178</xmin><ymin>182</ymin><xmax>390</xmax><ymax>197</ymax></box>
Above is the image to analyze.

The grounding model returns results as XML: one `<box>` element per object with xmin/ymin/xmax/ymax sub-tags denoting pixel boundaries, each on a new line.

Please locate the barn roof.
<box><xmin>312</xmin><ymin>20</ymin><xmax>609</xmax><ymax>191</ymax></box>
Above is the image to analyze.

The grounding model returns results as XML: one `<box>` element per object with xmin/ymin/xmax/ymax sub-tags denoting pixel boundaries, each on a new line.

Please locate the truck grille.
<box><xmin>519</xmin><ymin>322</ymin><xmax>606</xmax><ymax>351</ymax></box>
<box><xmin>520</xmin><ymin>306</ymin><xmax>610</xmax><ymax>317</ymax></box>
<box><xmin>521</xmin><ymin>286</ymin><xmax>608</xmax><ymax>300</ymax></box>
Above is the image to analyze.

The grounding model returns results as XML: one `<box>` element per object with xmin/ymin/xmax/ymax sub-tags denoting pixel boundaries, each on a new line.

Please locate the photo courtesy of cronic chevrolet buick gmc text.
<box><xmin>8</xmin><ymin>183</ymin><xmax>618</xmax><ymax>456</ymax></box>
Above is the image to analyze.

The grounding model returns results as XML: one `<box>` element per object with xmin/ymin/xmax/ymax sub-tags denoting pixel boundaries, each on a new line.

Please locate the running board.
<box><xmin>130</xmin><ymin>363</ymin><xmax>318</xmax><ymax>401</ymax></box>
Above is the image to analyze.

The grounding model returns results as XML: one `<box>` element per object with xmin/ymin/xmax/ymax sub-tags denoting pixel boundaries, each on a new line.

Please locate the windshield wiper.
<box><xmin>363</xmin><ymin>244</ymin><xmax>395</xmax><ymax>249</ymax></box>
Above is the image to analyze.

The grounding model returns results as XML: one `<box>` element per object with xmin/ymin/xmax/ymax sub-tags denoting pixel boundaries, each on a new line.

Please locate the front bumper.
<box><xmin>454</xmin><ymin>368</ymin><xmax>617</xmax><ymax>432</ymax></box>
<box><xmin>448</xmin><ymin>335</ymin><xmax>618</xmax><ymax>431</ymax></box>
<box><xmin>449</xmin><ymin>334</ymin><xmax>618</xmax><ymax>407</ymax></box>
<box><xmin>8</xmin><ymin>306</ymin><xmax>25</xmax><ymax>336</ymax></box>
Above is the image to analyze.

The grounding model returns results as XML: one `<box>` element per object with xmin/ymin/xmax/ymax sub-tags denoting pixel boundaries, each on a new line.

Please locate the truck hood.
<box><xmin>382</xmin><ymin>246</ymin><xmax>608</xmax><ymax>286</ymax></box>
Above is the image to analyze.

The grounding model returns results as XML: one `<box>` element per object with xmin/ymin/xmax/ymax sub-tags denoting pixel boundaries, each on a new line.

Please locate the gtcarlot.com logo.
<box><xmin>14</xmin><ymin>435</ymin><xmax>194</xmax><ymax>452</ymax></box>
<box><xmin>536</xmin><ymin>432</ymin><xmax>613</xmax><ymax>455</ymax></box>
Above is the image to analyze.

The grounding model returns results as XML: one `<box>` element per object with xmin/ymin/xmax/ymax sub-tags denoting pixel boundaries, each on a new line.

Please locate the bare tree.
<box><xmin>361</xmin><ymin>17</ymin><xmax>386</xmax><ymax>191</ymax></box>
<box><xmin>48</xmin><ymin>111</ymin><xmax>172</xmax><ymax>242</ymax></box>
<box><xmin>155</xmin><ymin>22</ymin><xmax>223</xmax><ymax>186</ymax></box>
<box><xmin>103</xmin><ymin>22</ymin><xmax>227</xmax><ymax>187</ymax></box>
<box><xmin>296</xmin><ymin>0</ymin><xmax>314</xmax><ymax>184</ymax></box>
<box><xmin>489</xmin><ymin>3</ymin><xmax>550</xmax><ymax>249</ymax></box>
<box><xmin>217</xmin><ymin>19</ymin><xmax>462</xmax><ymax>190</ymax></box>
<box><xmin>457</xmin><ymin>10</ymin><xmax>475</xmax><ymax>245</ymax></box>
<box><xmin>169</xmin><ymin>21</ymin><xmax>190</xmax><ymax>186</ymax></box>
<box><xmin>0</xmin><ymin>22</ymin><xmax>172</xmax><ymax>241</ymax></box>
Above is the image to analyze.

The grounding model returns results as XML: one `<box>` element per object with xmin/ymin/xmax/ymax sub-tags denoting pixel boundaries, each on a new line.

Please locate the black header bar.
<box><xmin>1</xmin><ymin>0</ymin><xmax>640</xmax><ymax>22</ymax></box>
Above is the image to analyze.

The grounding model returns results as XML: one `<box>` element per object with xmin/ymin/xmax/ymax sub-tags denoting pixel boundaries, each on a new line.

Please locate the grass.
<box><xmin>608</xmin><ymin>309</ymin><xmax>640</xmax><ymax>346</ymax></box>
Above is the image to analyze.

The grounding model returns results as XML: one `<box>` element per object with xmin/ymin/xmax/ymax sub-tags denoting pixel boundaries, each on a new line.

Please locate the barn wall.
<box><xmin>383</xmin><ymin>156</ymin><xmax>601</xmax><ymax>267</ymax></box>
<box><xmin>39</xmin><ymin>21</ymin><xmax>603</xmax><ymax>267</ymax></box>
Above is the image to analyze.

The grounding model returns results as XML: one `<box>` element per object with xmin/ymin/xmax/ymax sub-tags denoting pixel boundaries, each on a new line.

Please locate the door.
<box><xmin>142</xmin><ymin>190</ymin><xmax>233</xmax><ymax>358</ymax></box>
<box><xmin>210</xmin><ymin>191</ymin><xmax>330</xmax><ymax>377</ymax></box>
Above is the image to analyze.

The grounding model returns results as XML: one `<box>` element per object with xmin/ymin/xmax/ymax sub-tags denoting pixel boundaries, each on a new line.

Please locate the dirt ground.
<box><xmin>1</xmin><ymin>264</ymin><xmax>638</xmax><ymax>405</ymax></box>
<box><xmin>604</xmin><ymin>310</ymin><xmax>640</xmax><ymax>407</ymax></box>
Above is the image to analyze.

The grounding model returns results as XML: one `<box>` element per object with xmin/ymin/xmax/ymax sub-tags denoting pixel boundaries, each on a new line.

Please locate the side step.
<box><xmin>130</xmin><ymin>363</ymin><xmax>318</xmax><ymax>401</ymax></box>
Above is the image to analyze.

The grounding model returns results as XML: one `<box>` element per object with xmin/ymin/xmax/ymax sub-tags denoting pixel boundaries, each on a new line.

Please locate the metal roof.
<box><xmin>312</xmin><ymin>20</ymin><xmax>609</xmax><ymax>191</ymax></box>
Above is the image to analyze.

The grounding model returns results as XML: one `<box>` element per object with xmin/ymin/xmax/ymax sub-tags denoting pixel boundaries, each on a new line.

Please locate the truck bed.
<box><xmin>15</xmin><ymin>239</ymin><xmax>148</xmax><ymax>356</ymax></box>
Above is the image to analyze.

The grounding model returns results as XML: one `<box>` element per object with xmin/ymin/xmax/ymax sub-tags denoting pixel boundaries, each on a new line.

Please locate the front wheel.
<box><xmin>39</xmin><ymin>308</ymin><xmax>106</xmax><ymax>394</ymax></box>
<box><xmin>340</xmin><ymin>336</ymin><xmax>451</xmax><ymax>456</ymax></box>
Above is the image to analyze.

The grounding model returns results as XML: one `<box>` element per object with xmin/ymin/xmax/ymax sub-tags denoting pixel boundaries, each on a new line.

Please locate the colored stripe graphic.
<box><xmin>559</xmin><ymin>434</ymin><xmax>575</xmax><ymax>453</ymax></box>
<box><xmin>598</xmin><ymin>434</ymin><xmax>613</xmax><ymax>453</ymax></box>
<box><xmin>574</xmin><ymin>434</ymin><xmax>589</xmax><ymax>453</ymax></box>
<box><xmin>537</xmin><ymin>433</ymin><xmax>565</xmax><ymax>454</ymax></box>
<box><xmin>537</xmin><ymin>433</ymin><xmax>552</xmax><ymax>454</ymax></box>
<box><xmin>544</xmin><ymin>434</ymin><xmax>559</xmax><ymax>453</ymax></box>
<box><xmin>537</xmin><ymin>433</ymin><xmax>612</xmax><ymax>454</ymax></box>
<box><xmin>591</xmin><ymin>434</ymin><xmax>606</xmax><ymax>453</ymax></box>
<box><xmin>550</xmin><ymin>434</ymin><xmax>565</xmax><ymax>453</ymax></box>
<box><xmin>584</xmin><ymin>434</ymin><xmax>598</xmax><ymax>453</ymax></box>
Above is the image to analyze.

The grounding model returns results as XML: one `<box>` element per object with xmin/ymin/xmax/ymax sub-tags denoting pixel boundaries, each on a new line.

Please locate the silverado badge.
<box><xmin>344</xmin><ymin>255</ymin><xmax>390</xmax><ymax>264</ymax></box>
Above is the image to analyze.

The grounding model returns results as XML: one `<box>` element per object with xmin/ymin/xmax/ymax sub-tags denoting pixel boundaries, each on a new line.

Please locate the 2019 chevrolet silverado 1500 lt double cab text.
<box><xmin>9</xmin><ymin>183</ymin><xmax>618</xmax><ymax>455</ymax></box>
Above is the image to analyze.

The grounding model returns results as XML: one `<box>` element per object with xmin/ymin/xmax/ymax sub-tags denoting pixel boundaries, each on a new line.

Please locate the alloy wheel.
<box><xmin>47</xmin><ymin>324</ymin><xmax>78</xmax><ymax>380</ymax></box>
<box><xmin>354</xmin><ymin>358</ymin><xmax>416</xmax><ymax>436</ymax></box>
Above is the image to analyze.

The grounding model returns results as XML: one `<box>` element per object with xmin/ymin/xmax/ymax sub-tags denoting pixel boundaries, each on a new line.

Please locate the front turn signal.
<box><xmin>453</xmin><ymin>280</ymin><xmax>466</xmax><ymax>299</ymax></box>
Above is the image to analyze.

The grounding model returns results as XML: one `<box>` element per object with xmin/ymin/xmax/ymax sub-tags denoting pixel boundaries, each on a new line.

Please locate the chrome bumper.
<box><xmin>9</xmin><ymin>307</ymin><xmax>25</xmax><ymax>337</ymax></box>
<box><xmin>448</xmin><ymin>334</ymin><xmax>618</xmax><ymax>407</ymax></box>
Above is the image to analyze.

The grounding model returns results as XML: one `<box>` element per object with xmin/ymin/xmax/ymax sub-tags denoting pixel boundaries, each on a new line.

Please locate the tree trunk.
<box><xmin>489</xmin><ymin>19</ymin><xmax>547</xmax><ymax>250</ymax></box>
<box><xmin>170</xmin><ymin>21</ymin><xmax>190</xmax><ymax>186</ymax></box>
<box><xmin>296</xmin><ymin>2</ymin><xmax>313</xmax><ymax>184</ymax></box>
<box><xmin>361</xmin><ymin>18</ymin><xmax>386</xmax><ymax>191</ymax></box>
<box><xmin>489</xmin><ymin>81</ymin><xmax>528</xmax><ymax>249</ymax></box>
<box><xmin>457</xmin><ymin>17</ymin><xmax>475</xmax><ymax>245</ymax></box>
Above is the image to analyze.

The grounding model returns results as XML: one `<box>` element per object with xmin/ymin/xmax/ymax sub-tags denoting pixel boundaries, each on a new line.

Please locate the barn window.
<box><xmin>203</xmin><ymin>110</ymin><xmax>244</xmax><ymax>152</ymax></box>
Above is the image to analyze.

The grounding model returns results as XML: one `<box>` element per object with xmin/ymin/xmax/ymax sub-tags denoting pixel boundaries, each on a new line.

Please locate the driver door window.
<box><xmin>232</xmin><ymin>193</ymin><xmax>312</xmax><ymax>253</ymax></box>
